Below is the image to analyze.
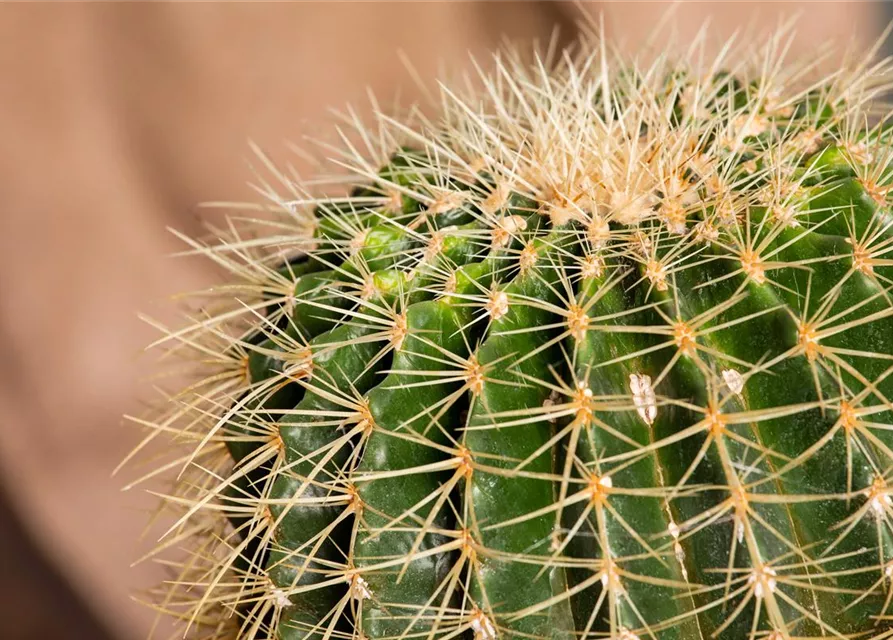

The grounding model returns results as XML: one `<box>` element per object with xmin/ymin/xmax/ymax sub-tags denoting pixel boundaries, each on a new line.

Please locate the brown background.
<box><xmin>0</xmin><ymin>3</ymin><xmax>883</xmax><ymax>639</ymax></box>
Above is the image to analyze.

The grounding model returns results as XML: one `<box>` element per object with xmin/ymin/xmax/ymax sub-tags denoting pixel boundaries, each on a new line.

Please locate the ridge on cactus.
<box><xmin>125</xmin><ymin>16</ymin><xmax>893</xmax><ymax>640</ymax></box>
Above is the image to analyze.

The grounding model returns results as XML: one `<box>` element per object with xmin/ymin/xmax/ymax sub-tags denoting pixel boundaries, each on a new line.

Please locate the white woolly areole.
<box><xmin>270</xmin><ymin>586</ymin><xmax>292</xmax><ymax>609</ymax></box>
<box><xmin>749</xmin><ymin>567</ymin><xmax>778</xmax><ymax>599</ymax></box>
<box><xmin>491</xmin><ymin>214</ymin><xmax>528</xmax><ymax>249</ymax></box>
<box><xmin>470</xmin><ymin>611</ymin><xmax>497</xmax><ymax>640</ymax></box>
<box><xmin>487</xmin><ymin>290</ymin><xmax>509</xmax><ymax>320</ymax></box>
<box><xmin>349</xmin><ymin>575</ymin><xmax>372</xmax><ymax>601</ymax></box>
<box><xmin>629</xmin><ymin>373</ymin><xmax>657</xmax><ymax>425</ymax></box>
<box><xmin>722</xmin><ymin>368</ymin><xmax>745</xmax><ymax>395</ymax></box>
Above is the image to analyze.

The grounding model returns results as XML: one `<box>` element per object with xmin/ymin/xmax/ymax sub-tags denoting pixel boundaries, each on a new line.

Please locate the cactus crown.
<box><xmin>129</xmin><ymin>20</ymin><xmax>893</xmax><ymax>640</ymax></box>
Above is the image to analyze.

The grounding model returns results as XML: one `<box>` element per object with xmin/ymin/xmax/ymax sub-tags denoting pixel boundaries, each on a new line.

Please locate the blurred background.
<box><xmin>0</xmin><ymin>2</ymin><xmax>886</xmax><ymax>639</ymax></box>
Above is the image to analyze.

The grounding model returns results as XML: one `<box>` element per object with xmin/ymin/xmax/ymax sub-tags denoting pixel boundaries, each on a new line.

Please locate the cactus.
<box><xmin>129</xmin><ymin>22</ymin><xmax>893</xmax><ymax>640</ymax></box>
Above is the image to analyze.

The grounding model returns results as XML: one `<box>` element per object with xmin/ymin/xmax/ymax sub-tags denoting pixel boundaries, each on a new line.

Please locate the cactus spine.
<box><xmin>129</xmin><ymin>22</ymin><xmax>893</xmax><ymax>640</ymax></box>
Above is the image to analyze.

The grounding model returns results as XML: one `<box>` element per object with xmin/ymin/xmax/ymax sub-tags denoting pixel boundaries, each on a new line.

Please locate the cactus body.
<box><xmin>133</xmin><ymin>25</ymin><xmax>893</xmax><ymax>640</ymax></box>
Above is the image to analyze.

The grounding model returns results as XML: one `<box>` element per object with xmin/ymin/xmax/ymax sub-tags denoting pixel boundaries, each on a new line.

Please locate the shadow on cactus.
<box><xmin>124</xmin><ymin>17</ymin><xmax>893</xmax><ymax>640</ymax></box>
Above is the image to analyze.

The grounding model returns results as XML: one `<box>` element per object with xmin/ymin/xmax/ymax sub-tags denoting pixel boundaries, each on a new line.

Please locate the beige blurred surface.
<box><xmin>0</xmin><ymin>3</ymin><xmax>882</xmax><ymax>639</ymax></box>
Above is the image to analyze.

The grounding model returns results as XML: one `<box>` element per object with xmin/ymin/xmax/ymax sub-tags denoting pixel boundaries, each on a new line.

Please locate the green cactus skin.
<box><xmin>130</xmin><ymin>25</ymin><xmax>893</xmax><ymax>640</ymax></box>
